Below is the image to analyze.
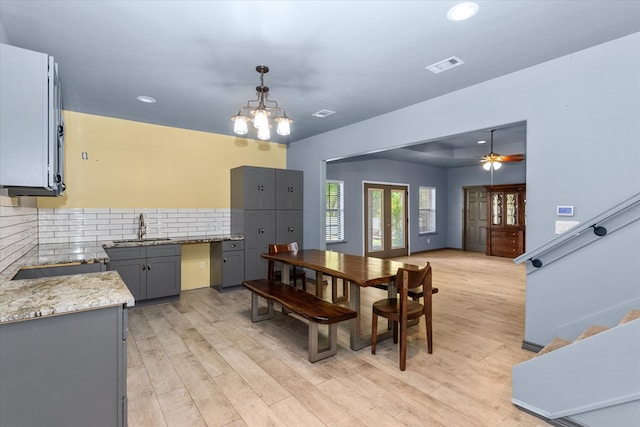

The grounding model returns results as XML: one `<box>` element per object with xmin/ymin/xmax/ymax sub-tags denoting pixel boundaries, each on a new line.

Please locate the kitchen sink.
<box><xmin>112</xmin><ymin>238</ymin><xmax>172</xmax><ymax>244</ymax></box>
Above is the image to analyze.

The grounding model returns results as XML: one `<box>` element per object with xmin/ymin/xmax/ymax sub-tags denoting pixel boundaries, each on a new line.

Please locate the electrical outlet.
<box><xmin>427</xmin><ymin>238</ymin><xmax>431</xmax><ymax>244</ymax></box>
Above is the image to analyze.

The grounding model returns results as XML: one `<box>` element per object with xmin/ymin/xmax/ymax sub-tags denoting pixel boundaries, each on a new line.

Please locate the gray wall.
<box><xmin>326</xmin><ymin>158</ymin><xmax>447</xmax><ymax>255</ymax></box>
<box><xmin>0</xmin><ymin>20</ymin><xmax>9</xmax><ymax>44</ymax></box>
<box><xmin>288</xmin><ymin>33</ymin><xmax>640</xmax><ymax>347</ymax></box>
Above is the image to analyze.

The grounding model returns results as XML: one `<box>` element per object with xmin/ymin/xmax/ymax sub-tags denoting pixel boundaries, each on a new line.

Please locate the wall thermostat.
<box><xmin>557</xmin><ymin>206</ymin><xmax>574</xmax><ymax>216</ymax></box>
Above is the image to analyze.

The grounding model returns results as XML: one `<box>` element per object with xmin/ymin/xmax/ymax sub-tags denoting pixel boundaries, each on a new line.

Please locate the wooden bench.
<box><xmin>242</xmin><ymin>279</ymin><xmax>358</xmax><ymax>362</ymax></box>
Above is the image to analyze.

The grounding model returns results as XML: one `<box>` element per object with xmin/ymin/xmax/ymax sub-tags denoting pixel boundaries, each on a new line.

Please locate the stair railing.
<box><xmin>514</xmin><ymin>189</ymin><xmax>640</xmax><ymax>273</ymax></box>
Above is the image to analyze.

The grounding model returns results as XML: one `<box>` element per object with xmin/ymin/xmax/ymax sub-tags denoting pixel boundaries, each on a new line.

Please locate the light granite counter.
<box><xmin>0</xmin><ymin>271</ymin><xmax>134</xmax><ymax>323</ymax></box>
<box><xmin>0</xmin><ymin>235</ymin><xmax>243</xmax><ymax>324</ymax></box>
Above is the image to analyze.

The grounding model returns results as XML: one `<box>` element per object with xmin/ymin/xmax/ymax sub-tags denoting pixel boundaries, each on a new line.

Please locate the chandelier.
<box><xmin>231</xmin><ymin>65</ymin><xmax>292</xmax><ymax>140</ymax></box>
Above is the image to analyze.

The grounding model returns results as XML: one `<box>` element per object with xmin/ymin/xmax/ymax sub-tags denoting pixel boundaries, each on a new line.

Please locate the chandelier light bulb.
<box><xmin>232</xmin><ymin>115</ymin><xmax>249</xmax><ymax>135</ymax></box>
<box><xmin>276</xmin><ymin>117</ymin><xmax>291</xmax><ymax>136</ymax></box>
<box><xmin>253</xmin><ymin>109</ymin><xmax>269</xmax><ymax>129</ymax></box>
<box><xmin>257</xmin><ymin>126</ymin><xmax>271</xmax><ymax>141</ymax></box>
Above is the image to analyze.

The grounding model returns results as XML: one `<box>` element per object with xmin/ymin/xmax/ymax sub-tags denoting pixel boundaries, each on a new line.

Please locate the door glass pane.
<box><xmin>391</xmin><ymin>189</ymin><xmax>405</xmax><ymax>249</ymax></box>
<box><xmin>368</xmin><ymin>188</ymin><xmax>383</xmax><ymax>252</ymax></box>
<box><xmin>506</xmin><ymin>193</ymin><xmax>518</xmax><ymax>226</ymax></box>
<box><xmin>492</xmin><ymin>193</ymin><xmax>503</xmax><ymax>226</ymax></box>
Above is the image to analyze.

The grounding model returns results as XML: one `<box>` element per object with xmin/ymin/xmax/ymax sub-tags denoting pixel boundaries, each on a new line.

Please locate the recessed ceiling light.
<box><xmin>477</xmin><ymin>140</ymin><xmax>486</xmax><ymax>144</ymax></box>
<box><xmin>312</xmin><ymin>109</ymin><xmax>336</xmax><ymax>118</ymax></box>
<box><xmin>447</xmin><ymin>2</ymin><xmax>479</xmax><ymax>21</ymax></box>
<box><xmin>136</xmin><ymin>95</ymin><xmax>156</xmax><ymax>103</ymax></box>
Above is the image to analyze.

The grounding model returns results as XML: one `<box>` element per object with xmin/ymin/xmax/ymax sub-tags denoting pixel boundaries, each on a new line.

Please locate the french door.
<box><xmin>364</xmin><ymin>183</ymin><xmax>408</xmax><ymax>258</ymax></box>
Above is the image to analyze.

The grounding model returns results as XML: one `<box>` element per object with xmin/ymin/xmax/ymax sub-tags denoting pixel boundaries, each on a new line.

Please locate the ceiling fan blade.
<box><xmin>499</xmin><ymin>154</ymin><xmax>525</xmax><ymax>163</ymax></box>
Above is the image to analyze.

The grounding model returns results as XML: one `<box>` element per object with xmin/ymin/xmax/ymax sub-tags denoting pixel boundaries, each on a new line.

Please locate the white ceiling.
<box><xmin>2</xmin><ymin>1</ymin><xmax>639</xmax><ymax>166</ymax></box>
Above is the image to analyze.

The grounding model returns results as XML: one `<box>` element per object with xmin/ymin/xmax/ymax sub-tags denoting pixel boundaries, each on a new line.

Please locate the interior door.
<box><xmin>364</xmin><ymin>183</ymin><xmax>408</xmax><ymax>258</ymax></box>
<box><xmin>464</xmin><ymin>186</ymin><xmax>487</xmax><ymax>252</ymax></box>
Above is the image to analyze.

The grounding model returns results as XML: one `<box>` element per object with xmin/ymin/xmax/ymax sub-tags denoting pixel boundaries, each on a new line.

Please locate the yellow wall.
<box><xmin>181</xmin><ymin>243</ymin><xmax>211</xmax><ymax>291</ymax></box>
<box><xmin>37</xmin><ymin>111</ymin><xmax>287</xmax><ymax>289</ymax></box>
<box><xmin>39</xmin><ymin>111</ymin><xmax>287</xmax><ymax>208</ymax></box>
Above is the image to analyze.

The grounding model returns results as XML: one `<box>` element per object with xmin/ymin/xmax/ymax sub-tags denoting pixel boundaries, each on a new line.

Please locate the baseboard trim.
<box><xmin>514</xmin><ymin>405</ymin><xmax>587</xmax><ymax>427</ymax></box>
<box><xmin>522</xmin><ymin>340</ymin><xmax>544</xmax><ymax>353</ymax></box>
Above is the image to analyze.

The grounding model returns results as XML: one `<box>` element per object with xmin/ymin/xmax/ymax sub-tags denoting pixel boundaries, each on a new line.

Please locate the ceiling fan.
<box><xmin>481</xmin><ymin>129</ymin><xmax>525</xmax><ymax>170</ymax></box>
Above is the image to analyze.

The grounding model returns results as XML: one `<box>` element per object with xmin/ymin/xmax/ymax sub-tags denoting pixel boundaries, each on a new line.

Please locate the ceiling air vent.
<box><xmin>312</xmin><ymin>109</ymin><xmax>336</xmax><ymax>118</ymax></box>
<box><xmin>425</xmin><ymin>56</ymin><xmax>464</xmax><ymax>74</ymax></box>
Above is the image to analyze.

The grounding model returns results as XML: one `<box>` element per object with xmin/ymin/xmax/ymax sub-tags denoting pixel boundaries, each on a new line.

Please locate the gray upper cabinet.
<box><xmin>0</xmin><ymin>43</ymin><xmax>65</xmax><ymax>196</ymax></box>
<box><xmin>276</xmin><ymin>169</ymin><xmax>303</xmax><ymax>209</ymax></box>
<box><xmin>231</xmin><ymin>166</ymin><xmax>275</xmax><ymax>210</ymax></box>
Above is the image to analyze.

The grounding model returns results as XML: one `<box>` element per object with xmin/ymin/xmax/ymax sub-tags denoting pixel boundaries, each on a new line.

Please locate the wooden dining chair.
<box><xmin>371</xmin><ymin>263</ymin><xmax>433</xmax><ymax>371</ymax></box>
<box><xmin>268</xmin><ymin>242</ymin><xmax>307</xmax><ymax>291</ymax></box>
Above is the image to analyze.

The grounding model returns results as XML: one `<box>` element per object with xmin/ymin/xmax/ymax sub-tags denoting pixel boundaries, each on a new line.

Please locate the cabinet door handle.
<box><xmin>142</xmin><ymin>264</ymin><xmax>146</xmax><ymax>270</ymax></box>
<box><xmin>147</xmin><ymin>264</ymin><xmax>151</xmax><ymax>270</ymax></box>
<box><xmin>223</xmin><ymin>258</ymin><xmax>227</xmax><ymax>263</ymax></box>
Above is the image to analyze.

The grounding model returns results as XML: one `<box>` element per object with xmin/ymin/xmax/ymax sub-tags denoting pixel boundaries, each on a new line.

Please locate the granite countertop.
<box><xmin>0</xmin><ymin>271</ymin><xmax>134</xmax><ymax>323</ymax></box>
<box><xmin>0</xmin><ymin>235</ymin><xmax>243</xmax><ymax>324</ymax></box>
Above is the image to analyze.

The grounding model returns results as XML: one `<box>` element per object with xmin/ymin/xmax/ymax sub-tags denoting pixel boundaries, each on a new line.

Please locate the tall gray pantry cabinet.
<box><xmin>231</xmin><ymin>166</ymin><xmax>303</xmax><ymax>281</ymax></box>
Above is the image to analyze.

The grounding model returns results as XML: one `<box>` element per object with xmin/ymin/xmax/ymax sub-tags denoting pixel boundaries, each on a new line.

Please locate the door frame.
<box><xmin>362</xmin><ymin>180</ymin><xmax>409</xmax><ymax>258</ymax></box>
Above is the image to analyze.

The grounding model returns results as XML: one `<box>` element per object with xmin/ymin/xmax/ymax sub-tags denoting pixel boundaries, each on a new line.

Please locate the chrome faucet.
<box><xmin>138</xmin><ymin>213</ymin><xmax>147</xmax><ymax>239</ymax></box>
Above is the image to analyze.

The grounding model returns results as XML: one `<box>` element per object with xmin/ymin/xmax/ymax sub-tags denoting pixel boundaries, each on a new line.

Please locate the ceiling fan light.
<box><xmin>276</xmin><ymin>117</ymin><xmax>292</xmax><ymax>136</ymax></box>
<box><xmin>483</xmin><ymin>162</ymin><xmax>492</xmax><ymax>171</ymax></box>
<box><xmin>493</xmin><ymin>161</ymin><xmax>502</xmax><ymax>170</ymax></box>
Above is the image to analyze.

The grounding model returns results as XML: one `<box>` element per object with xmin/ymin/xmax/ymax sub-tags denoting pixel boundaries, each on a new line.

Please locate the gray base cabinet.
<box><xmin>106</xmin><ymin>245</ymin><xmax>181</xmax><ymax>302</ymax></box>
<box><xmin>211</xmin><ymin>240</ymin><xmax>245</xmax><ymax>288</ymax></box>
<box><xmin>0</xmin><ymin>305</ymin><xmax>128</xmax><ymax>427</ymax></box>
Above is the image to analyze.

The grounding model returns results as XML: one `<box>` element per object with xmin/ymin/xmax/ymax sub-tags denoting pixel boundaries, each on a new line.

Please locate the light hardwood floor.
<box><xmin>127</xmin><ymin>249</ymin><xmax>547</xmax><ymax>426</ymax></box>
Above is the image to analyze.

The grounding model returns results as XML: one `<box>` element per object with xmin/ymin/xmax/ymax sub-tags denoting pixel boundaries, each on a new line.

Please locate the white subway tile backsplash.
<box><xmin>35</xmin><ymin>207</ymin><xmax>231</xmax><ymax>244</ymax></box>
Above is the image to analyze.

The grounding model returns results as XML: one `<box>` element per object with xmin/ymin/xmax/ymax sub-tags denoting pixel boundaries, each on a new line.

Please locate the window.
<box><xmin>326</xmin><ymin>180</ymin><xmax>344</xmax><ymax>242</ymax></box>
<box><xmin>419</xmin><ymin>186</ymin><xmax>436</xmax><ymax>233</ymax></box>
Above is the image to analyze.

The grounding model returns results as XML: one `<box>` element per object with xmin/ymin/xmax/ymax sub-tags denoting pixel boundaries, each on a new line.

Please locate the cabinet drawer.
<box><xmin>491</xmin><ymin>230</ymin><xmax>519</xmax><ymax>238</ymax></box>
<box><xmin>222</xmin><ymin>240</ymin><xmax>244</xmax><ymax>251</ymax></box>
<box><xmin>147</xmin><ymin>244</ymin><xmax>181</xmax><ymax>257</ymax></box>
<box><xmin>106</xmin><ymin>247</ymin><xmax>147</xmax><ymax>261</ymax></box>
<box><xmin>491</xmin><ymin>236</ymin><xmax>518</xmax><ymax>245</ymax></box>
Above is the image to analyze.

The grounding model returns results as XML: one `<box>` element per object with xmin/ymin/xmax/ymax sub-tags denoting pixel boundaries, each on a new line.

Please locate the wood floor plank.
<box><xmin>145</xmin><ymin>309</ymin><xmax>189</xmax><ymax>357</ymax></box>
<box><xmin>270</xmin><ymin>396</ymin><xmax>326</xmax><ymax>427</ymax></box>
<box><xmin>135</xmin><ymin>336</ymin><xmax>184</xmax><ymax>396</ymax></box>
<box><xmin>213</xmin><ymin>371</ymin><xmax>287</xmax><ymax>426</ymax></box>
<box><xmin>169</xmin><ymin>351</ymin><xmax>241</xmax><ymax>427</ymax></box>
<box><xmin>177</xmin><ymin>327</ymin><xmax>232</xmax><ymax>378</ymax></box>
<box><xmin>156</xmin><ymin>387</ymin><xmax>207</xmax><ymax>427</ymax></box>
<box><xmin>215</xmin><ymin>345</ymin><xmax>291</xmax><ymax>406</ymax></box>
<box><xmin>127</xmin><ymin>364</ymin><xmax>168</xmax><ymax>427</ymax></box>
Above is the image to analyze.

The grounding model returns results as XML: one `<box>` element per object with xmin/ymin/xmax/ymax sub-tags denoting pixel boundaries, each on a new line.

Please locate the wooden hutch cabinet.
<box><xmin>484</xmin><ymin>183</ymin><xmax>526</xmax><ymax>258</ymax></box>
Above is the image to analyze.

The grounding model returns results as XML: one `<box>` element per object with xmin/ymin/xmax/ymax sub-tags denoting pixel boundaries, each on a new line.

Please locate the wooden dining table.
<box><xmin>261</xmin><ymin>249</ymin><xmax>418</xmax><ymax>351</ymax></box>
